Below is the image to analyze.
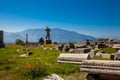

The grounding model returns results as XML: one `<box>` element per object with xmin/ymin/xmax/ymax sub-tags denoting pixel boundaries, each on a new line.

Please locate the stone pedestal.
<box><xmin>44</xmin><ymin>40</ymin><xmax>52</xmax><ymax>45</ymax></box>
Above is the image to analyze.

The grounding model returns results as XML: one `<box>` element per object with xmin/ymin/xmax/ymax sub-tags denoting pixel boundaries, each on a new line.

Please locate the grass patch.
<box><xmin>0</xmin><ymin>44</ymin><xmax>82</xmax><ymax>80</ymax></box>
<box><xmin>102</xmin><ymin>47</ymin><xmax>117</xmax><ymax>54</ymax></box>
<box><xmin>53</xmin><ymin>63</ymin><xmax>80</xmax><ymax>75</ymax></box>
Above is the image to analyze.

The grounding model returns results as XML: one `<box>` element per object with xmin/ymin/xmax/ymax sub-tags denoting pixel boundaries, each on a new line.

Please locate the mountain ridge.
<box><xmin>4</xmin><ymin>28</ymin><xmax>97</xmax><ymax>43</ymax></box>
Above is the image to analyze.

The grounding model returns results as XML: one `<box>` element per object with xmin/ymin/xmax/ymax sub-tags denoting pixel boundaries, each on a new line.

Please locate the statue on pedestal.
<box><xmin>45</xmin><ymin>27</ymin><xmax>51</xmax><ymax>40</ymax></box>
<box><xmin>44</xmin><ymin>27</ymin><xmax>52</xmax><ymax>45</ymax></box>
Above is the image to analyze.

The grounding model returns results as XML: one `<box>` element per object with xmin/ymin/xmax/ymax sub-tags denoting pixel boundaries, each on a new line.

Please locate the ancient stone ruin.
<box><xmin>57</xmin><ymin>53</ymin><xmax>90</xmax><ymax>64</ymax></box>
<box><xmin>80</xmin><ymin>60</ymin><xmax>120</xmax><ymax>80</ymax></box>
<box><xmin>0</xmin><ymin>30</ymin><xmax>5</xmax><ymax>48</ymax></box>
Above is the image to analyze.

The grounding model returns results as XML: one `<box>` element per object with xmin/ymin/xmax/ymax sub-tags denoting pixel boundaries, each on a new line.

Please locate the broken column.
<box><xmin>57</xmin><ymin>53</ymin><xmax>90</xmax><ymax>64</ymax></box>
<box><xmin>80</xmin><ymin>60</ymin><xmax>120</xmax><ymax>80</ymax></box>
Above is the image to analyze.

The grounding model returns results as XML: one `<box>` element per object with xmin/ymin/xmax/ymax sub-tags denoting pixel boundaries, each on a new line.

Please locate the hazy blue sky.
<box><xmin>0</xmin><ymin>0</ymin><xmax>120</xmax><ymax>38</ymax></box>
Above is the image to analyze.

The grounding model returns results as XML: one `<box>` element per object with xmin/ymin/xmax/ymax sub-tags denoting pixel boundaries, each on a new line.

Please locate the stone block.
<box><xmin>73</xmin><ymin>48</ymin><xmax>91</xmax><ymax>53</ymax></box>
<box><xmin>101</xmin><ymin>54</ymin><xmax>110</xmax><ymax>59</ymax></box>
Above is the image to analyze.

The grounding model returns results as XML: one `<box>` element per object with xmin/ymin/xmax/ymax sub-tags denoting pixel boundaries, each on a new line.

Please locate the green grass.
<box><xmin>0</xmin><ymin>44</ymin><xmax>86</xmax><ymax>80</ymax></box>
<box><xmin>102</xmin><ymin>47</ymin><xmax>117</xmax><ymax>54</ymax></box>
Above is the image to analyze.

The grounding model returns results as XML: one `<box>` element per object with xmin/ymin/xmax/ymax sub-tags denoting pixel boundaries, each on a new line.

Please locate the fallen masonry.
<box><xmin>44</xmin><ymin>74</ymin><xmax>64</xmax><ymax>80</ymax></box>
<box><xmin>57</xmin><ymin>53</ymin><xmax>90</xmax><ymax>64</ymax></box>
<box><xmin>80</xmin><ymin>60</ymin><xmax>120</xmax><ymax>80</ymax></box>
<box><xmin>71</xmin><ymin>48</ymin><xmax>91</xmax><ymax>53</ymax></box>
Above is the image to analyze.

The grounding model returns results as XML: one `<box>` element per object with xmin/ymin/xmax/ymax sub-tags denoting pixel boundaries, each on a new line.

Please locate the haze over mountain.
<box><xmin>4</xmin><ymin>28</ymin><xmax>97</xmax><ymax>43</ymax></box>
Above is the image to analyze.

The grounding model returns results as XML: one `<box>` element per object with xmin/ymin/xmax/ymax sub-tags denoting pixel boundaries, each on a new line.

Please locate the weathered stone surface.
<box><xmin>64</xmin><ymin>42</ymin><xmax>75</xmax><ymax>48</ymax></box>
<box><xmin>81</xmin><ymin>60</ymin><xmax>120</xmax><ymax>80</ymax></box>
<box><xmin>0</xmin><ymin>43</ymin><xmax>5</xmax><ymax>48</ymax></box>
<box><xmin>114</xmin><ymin>53</ymin><xmax>120</xmax><ymax>60</ymax></box>
<box><xmin>101</xmin><ymin>54</ymin><xmax>110</xmax><ymax>59</ymax></box>
<box><xmin>86</xmin><ymin>73</ymin><xmax>120</xmax><ymax>80</ymax></box>
<box><xmin>0</xmin><ymin>31</ymin><xmax>5</xmax><ymax>48</ymax></box>
<box><xmin>97</xmin><ymin>43</ymin><xmax>106</xmax><ymax>48</ymax></box>
<box><xmin>57</xmin><ymin>53</ymin><xmax>90</xmax><ymax>64</ymax></box>
<box><xmin>57</xmin><ymin>44</ymin><xmax>63</xmax><ymax>51</ymax></box>
<box><xmin>89</xmin><ymin>50</ymin><xmax>96</xmax><ymax>58</ymax></box>
<box><xmin>113</xmin><ymin>39</ymin><xmax>120</xmax><ymax>44</ymax></box>
<box><xmin>20</xmin><ymin>54</ymin><xmax>28</xmax><ymax>57</ymax></box>
<box><xmin>118</xmin><ymin>50</ymin><xmax>120</xmax><ymax>53</ymax></box>
<box><xmin>62</xmin><ymin>46</ymin><xmax>69</xmax><ymax>52</ymax></box>
<box><xmin>112</xmin><ymin>44</ymin><xmax>120</xmax><ymax>49</ymax></box>
<box><xmin>44</xmin><ymin>74</ymin><xmax>64</xmax><ymax>80</ymax></box>
<box><xmin>72</xmin><ymin>48</ymin><xmax>91</xmax><ymax>53</ymax></box>
<box><xmin>80</xmin><ymin>60</ymin><xmax>120</xmax><ymax>75</ymax></box>
<box><xmin>110</xmin><ymin>53</ymin><xmax>115</xmax><ymax>60</ymax></box>
<box><xmin>0</xmin><ymin>31</ymin><xmax>3</xmax><ymax>43</ymax></box>
<box><xmin>74</xmin><ymin>43</ymin><xmax>87</xmax><ymax>48</ymax></box>
<box><xmin>95</xmin><ymin>53</ymin><xmax>102</xmax><ymax>57</ymax></box>
<box><xmin>100</xmin><ymin>74</ymin><xmax>120</xmax><ymax>80</ymax></box>
<box><xmin>69</xmin><ymin>49</ymin><xmax>74</xmax><ymax>53</ymax></box>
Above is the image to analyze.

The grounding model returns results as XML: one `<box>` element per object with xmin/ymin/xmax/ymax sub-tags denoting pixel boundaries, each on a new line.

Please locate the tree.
<box><xmin>38</xmin><ymin>37</ymin><xmax>44</xmax><ymax>45</ymax></box>
<box><xmin>15</xmin><ymin>39</ymin><xmax>25</xmax><ymax>46</ymax></box>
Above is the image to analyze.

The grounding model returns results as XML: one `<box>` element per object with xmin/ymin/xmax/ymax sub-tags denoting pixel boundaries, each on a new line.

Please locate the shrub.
<box><xmin>20</xmin><ymin>63</ymin><xmax>48</xmax><ymax>79</ymax></box>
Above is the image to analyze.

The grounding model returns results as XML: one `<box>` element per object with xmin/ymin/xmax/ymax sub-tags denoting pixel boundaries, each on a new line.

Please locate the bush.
<box><xmin>20</xmin><ymin>63</ymin><xmax>48</xmax><ymax>79</ymax></box>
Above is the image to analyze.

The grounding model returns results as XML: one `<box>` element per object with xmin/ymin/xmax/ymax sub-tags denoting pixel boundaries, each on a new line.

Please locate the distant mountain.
<box><xmin>4</xmin><ymin>28</ymin><xmax>97</xmax><ymax>43</ymax></box>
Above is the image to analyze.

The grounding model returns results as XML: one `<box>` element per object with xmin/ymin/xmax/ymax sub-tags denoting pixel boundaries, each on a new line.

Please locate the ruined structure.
<box><xmin>80</xmin><ymin>60</ymin><xmax>120</xmax><ymax>80</ymax></box>
<box><xmin>0</xmin><ymin>30</ymin><xmax>5</xmax><ymax>48</ymax></box>
<box><xmin>57</xmin><ymin>53</ymin><xmax>90</xmax><ymax>64</ymax></box>
<box><xmin>72</xmin><ymin>48</ymin><xmax>91</xmax><ymax>53</ymax></box>
<box><xmin>25</xmin><ymin>34</ymin><xmax>28</xmax><ymax>45</ymax></box>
